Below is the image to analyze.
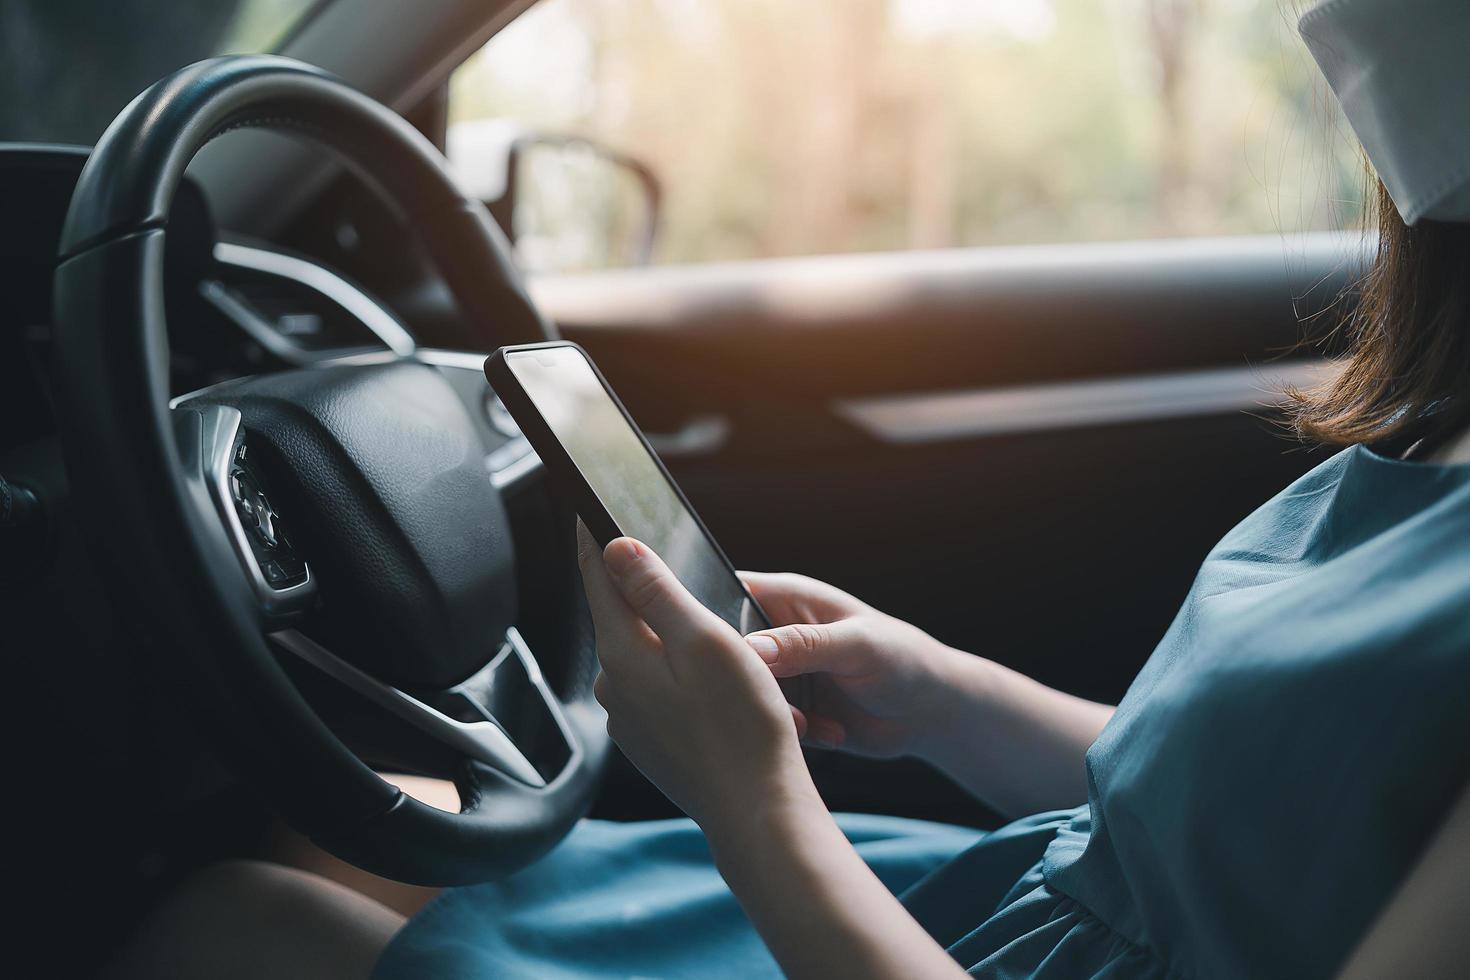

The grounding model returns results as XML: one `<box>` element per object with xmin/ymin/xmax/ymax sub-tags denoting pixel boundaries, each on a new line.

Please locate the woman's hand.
<box><xmin>577</xmin><ymin>524</ymin><xmax>819</xmax><ymax>834</ymax></box>
<box><xmin>740</xmin><ymin>572</ymin><xmax>955</xmax><ymax>758</ymax></box>
<box><xmin>741</xmin><ymin>571</ymin><xmax>1113</xmax><ymax>816</ymax></box>
<box><xmin>578</xmin><ymin>528</ymin><xmax>967</xmax><ymax>979</ymax></box>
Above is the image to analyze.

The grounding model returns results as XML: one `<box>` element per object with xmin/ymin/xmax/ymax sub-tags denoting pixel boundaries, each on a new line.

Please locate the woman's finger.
<box><xmin>790</xmin><ymin>703</ymin><xmax>809</xmax><ymax>741</ymax></box>
<box><xmin>801</xmin><ymin>714</ymin><xmax>846</xmax><ymax>750</ymax></box>
<box><xmin>602</xmin><ymin>537</ymin><xmax>728</xmax><ymax>652</ymax></box>
<box><xmin>744</xmin><ymin>619</ymin><xmax>871</xmax><ymax>678</ymax></box>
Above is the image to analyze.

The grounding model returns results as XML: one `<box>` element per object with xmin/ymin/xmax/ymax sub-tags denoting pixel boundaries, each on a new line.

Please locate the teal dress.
<box><xmin>375</xmin><ymin>446</ymin><xmax>1470</xmax><ymax>978</ymax></box>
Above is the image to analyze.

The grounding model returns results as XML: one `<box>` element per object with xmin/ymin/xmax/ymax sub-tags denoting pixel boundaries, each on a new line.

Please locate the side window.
<box><xmin>447</xmin><ymin>0</ymin><xmax>1361</xmax><ymax>271</ymax></box>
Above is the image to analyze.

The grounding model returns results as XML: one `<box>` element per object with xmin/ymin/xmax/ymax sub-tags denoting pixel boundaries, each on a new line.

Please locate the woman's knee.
<box><xmin>107</xmin><ymin>859</ymin><xmax>404</xmax><ymax>980</ymax></box>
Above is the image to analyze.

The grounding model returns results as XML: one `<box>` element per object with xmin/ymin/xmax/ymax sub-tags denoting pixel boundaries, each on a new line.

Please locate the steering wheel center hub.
<box><xmin>197</xmin><ymin>360</ymin><xmax>518</xmax><ymax>689</ymax></box>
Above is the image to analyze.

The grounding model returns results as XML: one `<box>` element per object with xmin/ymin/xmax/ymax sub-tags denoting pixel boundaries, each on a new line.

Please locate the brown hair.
<box><xmin>1288</xmin><ymin>181</ymin><xmax>1470</xmax><ymax>452</ymax></box>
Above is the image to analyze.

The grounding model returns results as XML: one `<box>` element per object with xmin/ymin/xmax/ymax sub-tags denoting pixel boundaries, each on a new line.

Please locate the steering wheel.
<box><xmin>50</xmin><ymin>56</ymin><xmax>610</xmax><ymax>885</ymax></box>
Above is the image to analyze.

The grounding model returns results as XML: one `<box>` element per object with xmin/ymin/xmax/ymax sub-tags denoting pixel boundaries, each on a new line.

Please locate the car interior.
<box><xmin>0</xmin><ymin>0</ymin><xmax>1381</xmax><ymax>973</ymax></box>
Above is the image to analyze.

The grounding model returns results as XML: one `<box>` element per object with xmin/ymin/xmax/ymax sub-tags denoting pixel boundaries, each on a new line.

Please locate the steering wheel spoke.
<box><xmin>271</xmin><ymin>627</ymin><xmax>583</xmax><ymax>790</ymax></box>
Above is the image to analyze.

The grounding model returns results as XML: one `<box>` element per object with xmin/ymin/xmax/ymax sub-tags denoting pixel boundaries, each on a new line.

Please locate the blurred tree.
<box><xmin>1147</xmin><ymin>0</ymin><xmax>1204</xmax><ymax>233</ymax></box>
<box><xmin>449</xmin><ymin>0</ymin><xmax>1365</xmax><ymax>266</ymax></box>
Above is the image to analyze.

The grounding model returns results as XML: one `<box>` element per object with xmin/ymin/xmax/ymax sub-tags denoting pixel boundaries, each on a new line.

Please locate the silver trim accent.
<box><xmin>271</xmin><ymin>627</ymin><xmax>580</xmax><ymax>789</ymax></box>
<box><xmin>834</xmin><ymin>361</ymin><xmax>1333</xmax><ymax>444</ymax></box>
<box><xmin>487</xmin><ymin>438</ymin><xmax>543</xmax><ymax>490</ymax></box>
<box><xmin>485</xmin><ymin>391</ymin><xmax>522</xmax><ymax>439</ymax></box>
<box><xmin>175</xmin><ymin>404</ymin><xmax>317</xmax><ymax>617</ymax></box>
<box><xmin>170</xmin><ymin>376</ymin><xmax>244</xmax><ymax>410</ymax></box>
<box><xmin>200</xmin><ymin>280</ymin><xmax>323</xmax><ymax>367</ymax></box>
<box><xmin>413</xmin><ymin>349</ymin><xmax>490</xmax><ymax>370</ymax></box>
<box><xmin>315</xmin><ymin>349</ymin><xmax>402</xmax><ymax>368</ymax></box>
<box><xmin>214</xmin><ymin>242</ymin><xmax>417</xmax><ymax>357</ymax></box>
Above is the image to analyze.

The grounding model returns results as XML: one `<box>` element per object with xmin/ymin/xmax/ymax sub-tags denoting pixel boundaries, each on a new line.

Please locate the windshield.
<box><xmin>0</xmin><ymin>0</ymin><xmax>321</xmax><ymax>145</ymax></box>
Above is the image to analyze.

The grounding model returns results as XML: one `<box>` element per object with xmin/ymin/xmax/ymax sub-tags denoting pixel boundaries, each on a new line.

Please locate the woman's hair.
<box><xmin>1288</xmin><ymin>181</ymin><xmax>1470</xmax><ymax>450</ymax></box>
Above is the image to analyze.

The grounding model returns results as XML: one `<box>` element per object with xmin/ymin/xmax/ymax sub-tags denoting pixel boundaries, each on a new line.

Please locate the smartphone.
<box><xmin>485</xmin><ymin>341</ymin><xmax>808</xmax><ymax>710</ymax></box>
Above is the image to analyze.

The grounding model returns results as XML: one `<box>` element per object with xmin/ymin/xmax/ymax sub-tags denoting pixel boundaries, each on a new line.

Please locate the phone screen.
<box><xmin>503</xmin><ymin>345</ymin><xmax>766</xmax><ymax>635</ymax></box>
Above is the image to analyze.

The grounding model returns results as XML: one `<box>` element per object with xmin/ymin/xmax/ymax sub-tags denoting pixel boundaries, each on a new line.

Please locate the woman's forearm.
<box><xmin>913</xmin><ymin>647</ymin><xmax>1114</xmax><ymax>818</ymax></box>
<box><xmin>706</xmin><ymin>784</ymin><xmax>968</xmax><ymax>980</ymax></box>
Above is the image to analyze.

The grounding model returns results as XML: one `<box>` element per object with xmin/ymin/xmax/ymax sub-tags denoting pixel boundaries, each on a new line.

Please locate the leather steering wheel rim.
<box><xmin>50</xmin><ymin>55</ymin><xmax>609</xmax><ymax>885</ymax></box>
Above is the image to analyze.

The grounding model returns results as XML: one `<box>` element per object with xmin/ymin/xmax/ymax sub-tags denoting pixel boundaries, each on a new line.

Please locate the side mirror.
<box><xmin>448</xmin><ymin>121</ymin><xmax>660</xmax><ymax>274</ymax></box>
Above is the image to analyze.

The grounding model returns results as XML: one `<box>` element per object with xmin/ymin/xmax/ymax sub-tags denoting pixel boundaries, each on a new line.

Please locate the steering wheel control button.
<box><xmin>175</xmin><ymin>405</ymin><xmax>316</xmax><ymax>617</ymax></box>
<box><xmin>222</xmin><ymin>444</ymin><xmax>307</xmax><ymax>591</ymax></box>
<box><xmin>249</xmin><ymin>492</ymin><xmax>278</xmax><ymax>547</ymax></box>
<box><xmin>226</xmin><ymin>442</ymin><xmax>298</xmax><ymax>559</ymax></box>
